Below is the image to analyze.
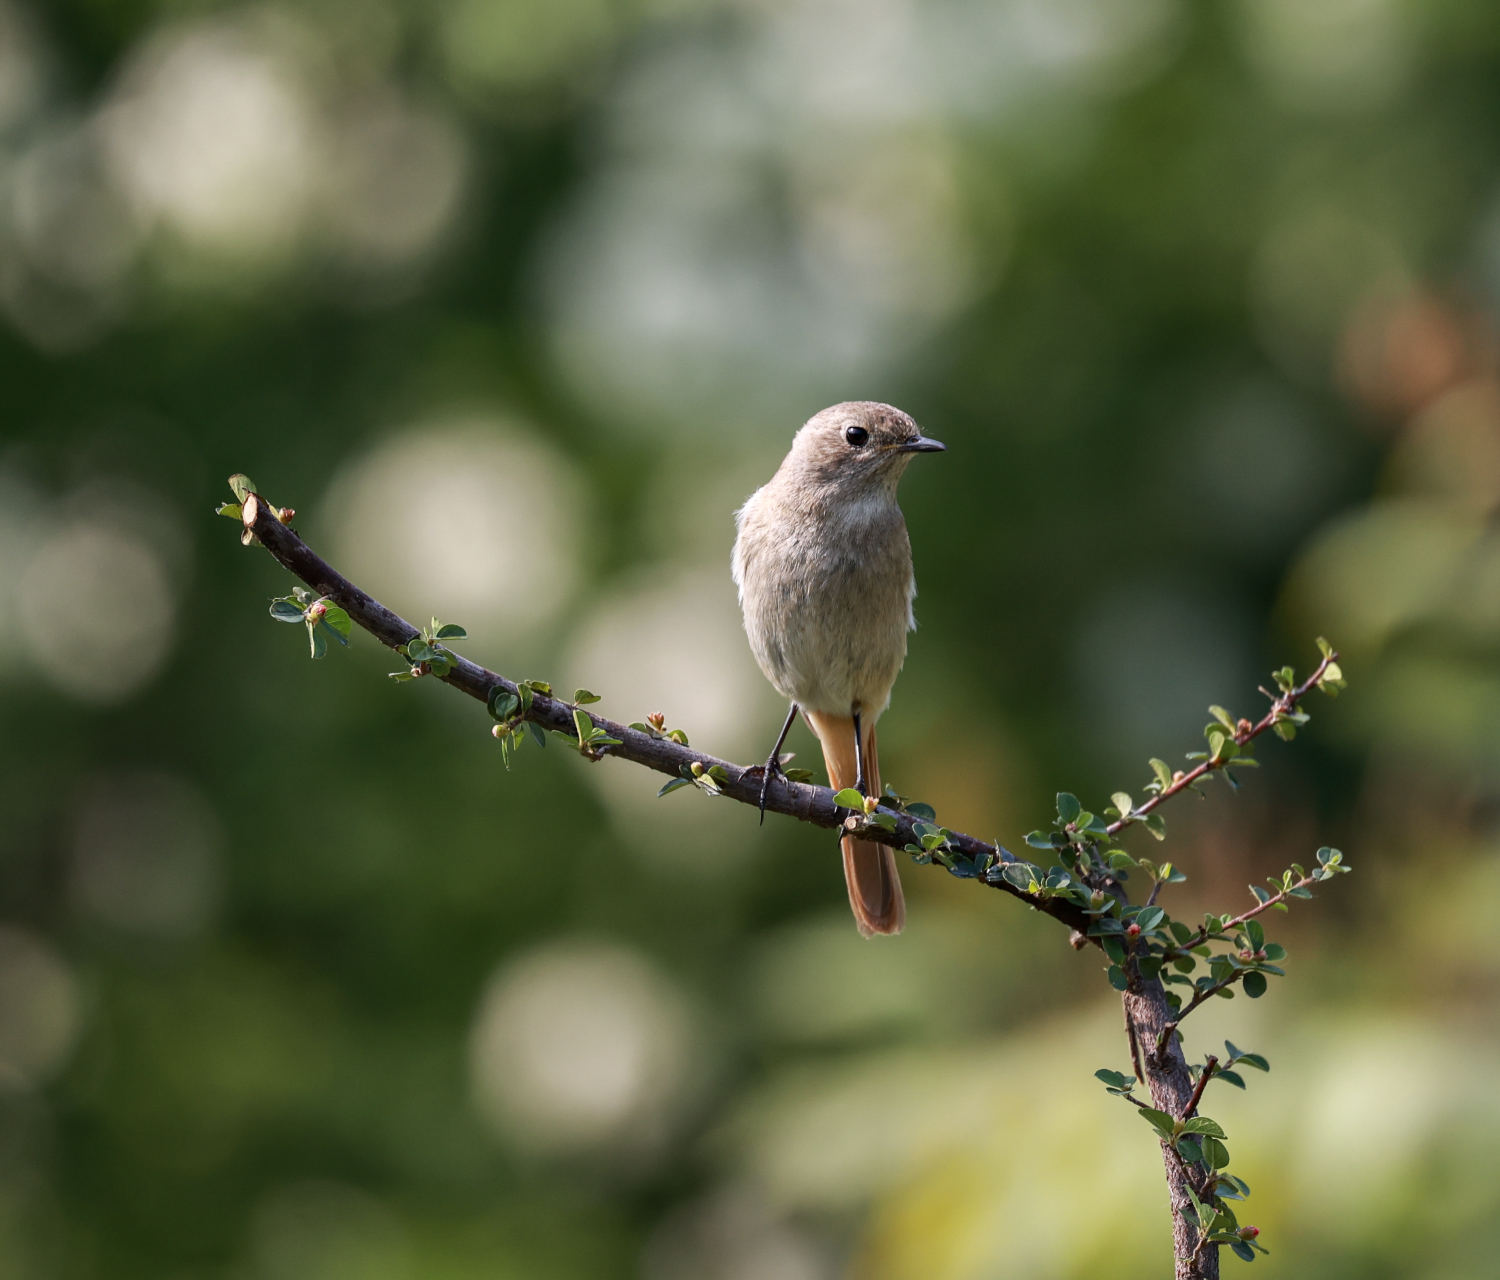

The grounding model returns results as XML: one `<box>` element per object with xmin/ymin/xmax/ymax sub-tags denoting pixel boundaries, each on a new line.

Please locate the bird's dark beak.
<box><xmin>897</xmin><ymin>435</ymin><xmax>946</xmax><ymax>453</ymax></box>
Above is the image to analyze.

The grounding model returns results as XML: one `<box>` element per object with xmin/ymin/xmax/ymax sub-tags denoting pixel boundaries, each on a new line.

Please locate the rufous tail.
<box><xmin>804</xmin><ymin>710</ymin><xmax>905</xmax><ymax>938</ymax></box>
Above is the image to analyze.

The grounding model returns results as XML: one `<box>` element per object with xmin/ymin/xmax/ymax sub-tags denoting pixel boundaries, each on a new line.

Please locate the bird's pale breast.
<box><xmin>733</xmin><ymin>486</ymin><xmax>914</xmax><ymax>717</ymax></box>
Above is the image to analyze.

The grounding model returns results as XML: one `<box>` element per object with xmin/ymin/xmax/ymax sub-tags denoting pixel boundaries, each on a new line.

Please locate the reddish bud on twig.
<box><xmin>1126</xmin><ymin>922</ymin><xmax>1142</xmax><ymax>938</ymax></box>
<box><xmin>1238</xmin><ymin>1227</ymin><xmax>1259</xmax><ymax>1241</ymax></box>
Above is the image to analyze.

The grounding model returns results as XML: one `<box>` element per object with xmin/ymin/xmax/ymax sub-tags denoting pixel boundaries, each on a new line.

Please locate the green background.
<box><xmin>1</xmin><ymin>0</ymin><xmax>1498</xmax><ymax>1276</ymax></box>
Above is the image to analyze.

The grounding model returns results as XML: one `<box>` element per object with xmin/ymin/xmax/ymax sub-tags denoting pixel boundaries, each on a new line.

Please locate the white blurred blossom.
<box><xmin>0</xmin><ymin>5</ymin><xmax>470</xmax><ymax>350</ymax></box>
<box><xmin>561</xmin><ymin>567</ymin><xmax>781</xmax><ymax>870</ymax></box>
<box><xmin>320</xmin><ymin>91</ymin><xmax>468</xmax><ymax>270</ymax></box>
<box><xmin>99</xmin><ymin>12</ymin><xmax>323</xmax><ymax>260</ymax></box>
<box><xmin>323</xmin><ymin>421</ymin><xmax>581</xmax><ymax>651</ymax></box>
<box><xmin>469</xmin><ymin>940</ymin><xmax>697</xmax><ymax>1155</ymax></box>
<box><xmin>18</xmin><ymin>504</ymin><xmax>178</xmax><ymax>704</ymax></box>
<box><xmin>0</xmin><ymin>117</ymin><xmax>140</xmax><ymax>350</ymax></box>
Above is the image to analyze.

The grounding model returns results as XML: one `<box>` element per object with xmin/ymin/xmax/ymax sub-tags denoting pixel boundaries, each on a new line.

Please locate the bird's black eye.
<box><xmin>844</xmin><ymin>425</ymin><xmax>869</xmax><ymax>448</ymax></box>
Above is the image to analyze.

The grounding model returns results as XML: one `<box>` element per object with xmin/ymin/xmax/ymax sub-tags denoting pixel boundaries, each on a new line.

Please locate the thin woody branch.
<box><xmin>238</xmin><ymin>493</ymin><xmax>1090</xmax><ymax>928</ymax></box>
<box><xmin>1183</xmin><ymin>1056</ymin><xmax>1218</xmax><ymax>1118</ymax></box>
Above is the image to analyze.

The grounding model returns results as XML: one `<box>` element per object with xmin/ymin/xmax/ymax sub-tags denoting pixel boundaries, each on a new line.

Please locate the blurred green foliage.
<box><xmin>4</xmin><ymin>0</ymin><xmax>1500</xmax><ymax>1276</ymax></box>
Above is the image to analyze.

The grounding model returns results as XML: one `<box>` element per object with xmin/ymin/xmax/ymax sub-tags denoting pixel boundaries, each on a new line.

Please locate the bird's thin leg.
<box><xmin>758</xmin><ymin>703</ymin><xmax>800</xmax><ymax>824</ymax></box>
<box><xmin>852</xmin><ymin>706</ymin><xmax>868</xmax><ymax>796</ymax></box>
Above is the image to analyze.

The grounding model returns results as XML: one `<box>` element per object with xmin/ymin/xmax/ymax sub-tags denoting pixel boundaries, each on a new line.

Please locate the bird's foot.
<box><xmin>757</xmin><ymin>753</ymin><xmax>788</xmax><ymax>825</ymax></box>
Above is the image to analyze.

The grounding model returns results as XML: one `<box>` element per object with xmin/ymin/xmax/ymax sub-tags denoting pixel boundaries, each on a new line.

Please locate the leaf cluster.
<box><xmin>218</xmin><ymin>473</ymin><xmax>293</xmax><ymax>545</ymax></box>
<box><xmin>268</xmin><ymin>589</ymin><xmax>351</xmax><ymax>659</ymax></box>
<box><xmin>390</xmin><ymin>618</ymin><xmax>468</xmax><ymax>681</ymax></box>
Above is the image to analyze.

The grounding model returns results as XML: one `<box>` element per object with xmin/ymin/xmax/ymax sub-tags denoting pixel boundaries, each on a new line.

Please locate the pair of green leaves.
<box><xmin>570</xmin><ymin>708</ymin><xmax>622</xmax><ymax>757</ymax></box>
<box><xmin>1205</xmin><ymin>1041</ymin><xmax>1270</xmax><ymax>1091</ymax></box>
<box><xmin>269</xmin><ymin>590</ymin><xmax>352</xmax><ymax>659</ymax></box>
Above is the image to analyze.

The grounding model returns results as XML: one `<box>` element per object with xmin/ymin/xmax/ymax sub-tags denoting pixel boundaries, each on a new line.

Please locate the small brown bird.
<box><xmin>732</xmin><ymin>402</ymin><xmax>945</xmax><ymax>936</ymax></box>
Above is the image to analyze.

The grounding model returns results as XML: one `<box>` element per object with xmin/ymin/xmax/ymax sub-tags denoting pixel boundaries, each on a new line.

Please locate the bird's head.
<box><xmin>786</xmin><ymin>401</ymin><xmax>945</xmax><ymax>495</ymax></box>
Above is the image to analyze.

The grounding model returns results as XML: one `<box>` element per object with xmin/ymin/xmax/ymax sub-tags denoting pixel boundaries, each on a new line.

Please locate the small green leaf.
<box><xmin>1056</xmin><ymin>792</ymin><xmax>1081</xmax><ymax>824</ymax></box>
<box><xmin>434</xmin><ymin>623</ymin><xmax>467</xmax><ymax>639</ymax></box>
<box><xmin>1149</xmin><ymin>758</ymin><xmax>1173</xmax><ymax>790</ymax></box>
<box><xmin>658</xmin><ymin>777</ymin><xmax>693</xmax><ymax>797</ymax></box>
<box><xmin>228</xmin><ymin>474</ymin><xmax>257</xmax><ymax>502</ymax></box>
<box><xmin>269</xmin><ymin>599</ymin><xmax>305</xmax><ymax>622</ymax></box>
<box><xmin>1176</xmin><ymin>1136</ymin><xmax>1203</xmax><ymax>1164</ymax></box>
<box><xmin>783</xmin><ymin>768</ymin><xmax>814</xmax><ymax>782</ymax></box>
<box><xmin>320</xmin><ymin>605</ymin><xmax>352</xmax><ymax>639</ymax></box>
<box><xmin>572</xmin><ymin>689</ymin><xmax>602</xmax><ymax>705</ymax></box>
<box><xmin>1094</xmin><ymin>1069</ymin><xmax>1132</xmax><ymax>1090</ymax></box>
<box><xmin>1316</xmin><ymin>636</ymin><xmax>1332</xmax><ymax>658</ymax></box>
<box><xmin>1111</xmin><ymin>791</ymin><xmax>1133</xmax><ymax>816</ymax></box>
<box><xmin>217</xmin><ymin>502</ymin><xmax>244</xmax><ymax>520</ymax></box>
<box><xmin>1245</xmin><ymin>920</ymin><xmax>1264</xmax><ymax>950</ymax></box>
<box><xmin>833</xmin><ymin>788</ymin><xmax>865</xmax><ymax>809</ymax></box>
<box><xmin>1242</xmin><ymin>972</ymin><xmax>1268</xmax><ymax>998</ymax></box>
<box><xmin>1236</xmin><ymin>1052</ymin><xmax>1269</xmax><ymax>1072</ymax></box>
<box><xmin>1203</xmin><ymin>1136</ymin><xmax>1231</xmax><ymax>1169</ymax></box>
<box><xmin>1273</xmin><ymin>720</ymin><xmax>1296</xmax><ymax>741</ymax></box>
<box><xmin>1181</xmin><ymin>1117</ymin><xmax>1226</xmax><ymax>1139</ymax></box>
<box><xmin>1209</xmin><ymin>705</ymin><xmax>1235</xmax><ymax>730</ymax></box>
<box><xmin>525</xmin><ymin>721</ymin><xmax>546</xmax><ymax>748</ymax></box>
<box><xmin>1138</xmin><ymin>1107</ymin><xmax>1177</xmax><ymax>1141</ymax></box>
<box><xmin>308</xmin><ymin>625</ymin><xmax>327</xmax><ymax>660</ymax></box>
<box><xmin>1215</xmin><ymin>1069</ymin><xmax>1246</xmax><ymax>1090</ymax></box>
<box><xmin>1134</xmin><ymin>906</ymin><xmax>1165</xmax><ymax>932</ymax></box>
<box><xmin>906</xmin><ymin>802</ymin><xmax>937</xmax><ymax>821</ymax></box>
<box><xmin>1106</xmin><ymin>964</ymin><xmax>1128</xmax><ymax>991</ymax></box>
<box><xmin>524</xmin><ymin>680</ymin><xmax>552</xmax><ymax>695</ymax></box>
<box><xmin>1144</xmin><ymin>814</ymin><xmax>1167</xmax><ymax>840</ymax></box>
<box><xmin>489</xmin><ymin>689</ymin><xmax>520</xmax><ymax>720</ymax></box>
<box><xmin>407</xmin><ymin>639</ymin><xmax>433</xmax><ymax>662</ymax></box>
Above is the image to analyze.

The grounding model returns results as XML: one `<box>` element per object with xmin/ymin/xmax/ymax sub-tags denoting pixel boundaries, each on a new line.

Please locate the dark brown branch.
<box><xmin>1122</xmin><ymin>977</ymin><xmax>1218</xmax><ymax>1279</ymax></box>
<box><xmin>239</xmin><ymin>494</ymin><xmax>1092</xmax><ymax>929</ymax></box>
<box><xmin>1183</xmin><ymin>1056</ymin><xmax>1217</xmax><ymax>1118</ymax></box>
